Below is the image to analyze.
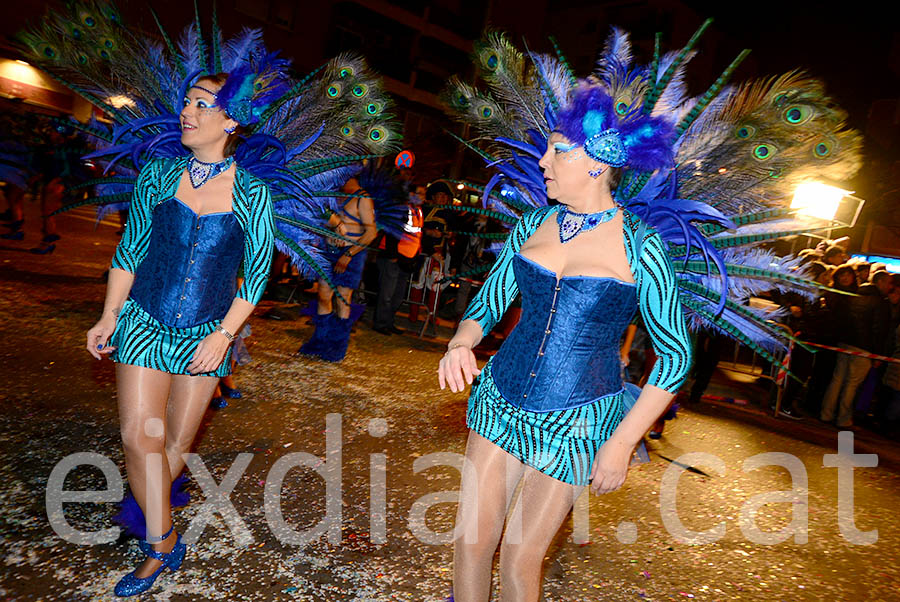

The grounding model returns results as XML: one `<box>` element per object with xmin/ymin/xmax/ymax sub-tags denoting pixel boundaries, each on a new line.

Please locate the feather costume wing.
<box><xmin>24</xmin><ymin>1</ymin><xmax>401</xmax><ymax>281</ymax></box>
<box><xmin>439</xmin><ymin>25</ymin><xmax>862</xmax><ymax>365</ymax></box>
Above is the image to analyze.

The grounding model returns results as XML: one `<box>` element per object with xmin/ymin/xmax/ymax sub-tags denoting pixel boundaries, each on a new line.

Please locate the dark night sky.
<box><xmin>2</xmin><ymin>1</ymin><xmax>897</xmax><ymax>202</ymax></box>
<box><xmin>680</xmin><ymin>1</ymin><xmax>900</xmax><ymax>130</ymax></box>
<box><xmin>3</xmin><ymin>0</ymin><xmax>897</xmax><ymax>127</ymax></box>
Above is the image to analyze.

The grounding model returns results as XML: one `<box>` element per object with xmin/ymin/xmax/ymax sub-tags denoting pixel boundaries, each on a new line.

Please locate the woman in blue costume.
<box><xmin>437</xmin><ymin>23</ymin><xmax>864</xmax><ymax>599</ymax></box>
<box><xmin>21</xmin><ymin>5</ymin><xmax>398</xmax><ymax>593</ymax></box>
<box><xmin>85</xmin><ymin>73</ymin><xmax>274</xmax><ymax>596</ymax></box>
<box><xmin>438</xmin><ymin>82</ymin><xmax>692</xmax><ymax>601</ymax></box>
<box><xmin>300</xmin><ymin>176</ymin><xmax>377</xmax><ymax>361</ymax></box>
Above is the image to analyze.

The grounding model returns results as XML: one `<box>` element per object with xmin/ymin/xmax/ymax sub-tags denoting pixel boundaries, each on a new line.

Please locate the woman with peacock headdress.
<box><xmin>438</xmin><ymin>23</ymin><xmax>861</xmax><ymax>600</ymax></box>
<box><xmin>18</xmin><ymin>1</ymin><xmax>400</xmax><ymax>596</ymax></box>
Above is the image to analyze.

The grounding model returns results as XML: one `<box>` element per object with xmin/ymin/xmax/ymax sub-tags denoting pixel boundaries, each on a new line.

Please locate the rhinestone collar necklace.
<box><xmin>556</xmin><ymin>205</ymin><xmax>618</xmax><ymax>243</ymax></box>
<box><xmin>187</xmin><ymin>155</ymin><xmax>234</xmax><ymax>189</ymax></box>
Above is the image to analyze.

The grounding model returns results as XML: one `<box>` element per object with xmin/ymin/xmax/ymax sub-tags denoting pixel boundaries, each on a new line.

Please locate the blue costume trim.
<box><xmin>463</xmin><ymin>205</ymin><xmax>692</xmax><ymax>395</ymax></box>
<box><xmin>111</xmin><ymin>157</ymin><xmax>275</xmax><ymax>308</ymax></box>
<box><xmin>110</xmin><ymin>158</ymin><xmax>275</xmax><ymax>375</ymax></box>
<box><xmin>323</xmin><ymin>244</ymin><xmax>368</xmax><ymax>289</ymax></box>
<box><xmin>462</xmin><ymin>205</ymin><xmax>692</xmax><ymax>484</ymax></box>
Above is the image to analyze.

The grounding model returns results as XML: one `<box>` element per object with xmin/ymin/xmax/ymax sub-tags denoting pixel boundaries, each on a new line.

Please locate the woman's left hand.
<box><xmin>334</xmin><ymin>253</ymin><xmax>352</xmax><ymax>274</ymax></box>
<box><xmin>589</xmin><ymin>437</ymin><xmax>633</xmax><ymax>495</ymax></box>
<box><xmin>187</xmin><ymin>331</ymin><xmax>230</xmax><ymax>375</ymax></box>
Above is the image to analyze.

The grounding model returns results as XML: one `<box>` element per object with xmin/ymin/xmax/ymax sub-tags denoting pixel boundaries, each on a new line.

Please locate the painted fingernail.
<box><xmin>97</xmin><ymin>344</ymin><xmax>103</xmax><ymax>349</ymax></box>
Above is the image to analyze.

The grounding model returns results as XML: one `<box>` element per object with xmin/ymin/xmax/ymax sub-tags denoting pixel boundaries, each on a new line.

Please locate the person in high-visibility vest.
<box><xmin>373</xmin><ymin>186</ymin><xmax>423</xmax><ymax>334</ymax></box>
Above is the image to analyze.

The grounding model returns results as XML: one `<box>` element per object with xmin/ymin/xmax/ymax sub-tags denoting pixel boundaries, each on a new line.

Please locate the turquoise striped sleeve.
<box><xmin>235</xmin><ymin>175</ymin><xmax>275</xmax><ymax>305</ymax></box>
<box><xmin>636</xmin><ymin>230</ymin><xmax>693</xmax><ymax>391</ymax></box>
<box><xmin>461</xmin><ymin>207</ymin><xmax>552</xmax><ymax>336</ymax></box>
<box><xmin>110</xmin><ymin>161</ymin><xmax>158</xmax><ymax>273</ymax></box>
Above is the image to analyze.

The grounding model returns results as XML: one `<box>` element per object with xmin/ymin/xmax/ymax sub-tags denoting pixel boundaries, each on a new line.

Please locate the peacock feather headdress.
<box><xmin>440</xmin><ymin>24</ymin><xmax>864</xmax><ymax>373</ymax></box>
<box><xmin>18</xmin><ymin>0</ymin><xmax>403</xmax><ymax>285</ymax></box>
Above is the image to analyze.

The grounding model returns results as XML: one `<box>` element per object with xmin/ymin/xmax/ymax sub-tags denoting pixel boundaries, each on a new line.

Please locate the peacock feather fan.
<box><xmin>440</xmin><ymin>24</ymin><xmax>863</xmax><ymax>365</ymax></box>
<box><xmin>30</xmin><ymin>0</ymin><xmax>402</xmax><ymax>282</ymax></box>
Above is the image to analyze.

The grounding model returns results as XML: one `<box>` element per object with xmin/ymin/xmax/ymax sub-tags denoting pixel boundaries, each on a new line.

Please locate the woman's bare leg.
<box><xmin>335</xmin><ymin>286</ymin><xmax>353</xmax><ymax>319</ymax></box>
<box><xmin>116</xmin><ymin>364</ymin><xmax>175</xmax><ymax>577</ymax></box>
<box><xmin>453</xmin><ymin>431</ymin><xmax>525</xmax><ymax>602</ymax></box>
<box><xmin>41</xmin><ymin>177</ymin><xmax>63</xmax><ymax>238</ymax></box>
<box><xmin>498</xmin><ymin>467</ymin><xmax>583</xmax><ymax>602</ymax></box>
<box><xmin>164</xmin><ymin>373</ymin><xmax>219</xmax><ymax>477</ymax></box>
<box><xmin>316</xmin><ymin>279</ymin><xmax>334</xmax><ymax>315</ymax></box>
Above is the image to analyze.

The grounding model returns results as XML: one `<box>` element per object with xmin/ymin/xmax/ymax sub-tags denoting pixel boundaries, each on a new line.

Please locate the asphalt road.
<box><xmin>1</xmin><ymin>203</ymin><xmax>898</xmax><ymax>601</ymax></box>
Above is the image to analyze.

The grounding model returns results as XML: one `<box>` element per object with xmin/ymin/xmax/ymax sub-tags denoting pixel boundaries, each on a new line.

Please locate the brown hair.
<box><xmin>607</xmin><ymin>166</ymin><xmax>621</xmax><ymax>191</ymax></box>
<box><xmin>194</xmin><ymin>73</ymin><xmax>246</xmax><ymax>157</ymax></box>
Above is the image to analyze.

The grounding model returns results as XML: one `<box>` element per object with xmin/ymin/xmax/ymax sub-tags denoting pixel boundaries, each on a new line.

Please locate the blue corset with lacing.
<box><xmin>130</xmin><ymin>198</ymin><xmax>245</xmax><ymax>327</ymax></box>
<box><xmin>491</xmin><ymin>254</ymin><xmax>638</xmax><ymax>412</ymax></box>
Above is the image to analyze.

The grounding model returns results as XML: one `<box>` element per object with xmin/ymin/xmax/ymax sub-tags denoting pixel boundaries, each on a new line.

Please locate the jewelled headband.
<box><xmin>556</xmin><ymin>81</ymin><xmax>674</xmax><ymax>172</ymax></box>
<box><xmin>214</xmin><ymin>52</ymin><xmax>291</xmax><ymax>126</ymax></box>
<box><xmin>190</xmin><ymin>84</ymin><xmax>220</xmax><ymax>104</ymax></box>
<box><xmin>583</xmin><ymin>127</ymin><xmax>628</xmax><ymax>168</ymax></box>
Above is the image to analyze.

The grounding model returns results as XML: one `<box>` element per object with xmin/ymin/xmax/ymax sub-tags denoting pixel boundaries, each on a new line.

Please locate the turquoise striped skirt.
<box><xmin>467</xmin><ymin>359</ymin><xmax>624</xmax><ymax>486</ymax></box>
<box><xmin>110</xmin><ymin>299</ymin><xmax>232</xmax><ymax>377</ymax></box>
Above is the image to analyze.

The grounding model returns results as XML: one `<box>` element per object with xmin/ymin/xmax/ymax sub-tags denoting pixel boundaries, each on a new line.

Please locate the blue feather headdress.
<box><xmin>22</xmin><ymin>1</ymin><xmax>401</xmax><ymax>288</ymax></box>
<box><xmin>555</xmin><ymin>80</ymin><xmax>675</xmax><ymax>171</ymax></box>
<box><xmin>214</xmin><ymin>51</ymin><xmax>291</xmax><ymax>126</ymax></box>
<box><xmin>440</xmin><ymin>26</ymin><xmax>863</xmax><ymax>374</ymax></box>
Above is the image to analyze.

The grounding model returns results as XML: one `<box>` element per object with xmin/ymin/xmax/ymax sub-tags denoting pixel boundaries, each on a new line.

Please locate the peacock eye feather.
<box><xmin>615</xmin><ymin>101</ymin><xmax>628</xmax><ymax>116</ymax></box>
<box><xmin>814</xmin><ymin>140</ymin><xmax>832</xmax><ymax>157</ymax></box>
<box><xmin>352</xmin><ymin>84</ymin><xmax>368</xmax><ymax>97</ymax></box>
<box><xmin>783</xmin><ymin>105</ymin><xmax>811</xmax><ymax>125</ymax></box>
<box><xmin>340</xmin><ymin>125</ymin><xmax>353</xmax><ymax>137</ymax></box>
<box><xmin>79</xmin><ymin>11</ymin><xmax>97</xmax><ymax>27</ymax></box>
<box><xmin>734</xmin><ymin>125</ymin><xmax>756</xmax><ymax>139</ymax></box>
<box><xmin>100</xmin><ymin>5</ymin><xmax>121</xmax><ymax>23</ymax></box>
<box><xmin>479</xmin><ymin>105</ymin><xmax>493</xmax><ymax>118</ymax></box>
<box><xmin>753</xmin><ymin>143</ymin><xmax>776</xmax><ymax>160</ymax></box>
<box><xmin>366</xmin><ymin>102</ymin><xmax>380</xmax><ymax>115</ymax></box>
<box><xmin>339</xmin><ymin>67</ymin><xmax>354</xmax><ymax>78</ymax></box>
<box><xmin>773</xmin><ymin>93</ymin><xmax>787</xmax><ymax>107</ymax></box>
<box><xmin>368</xmin><ymin>127</ymin><xmax>386</xmax><ymax>142</ymax></box>
<box><xmin>482</xmin><ymin>51</ymin><xmax>499</xmax><ymax>71</ymax></box>
<box><xmin>326</xmin><ymin>83</ymin><xmax>341</xmax><ymax>98</ymax></box>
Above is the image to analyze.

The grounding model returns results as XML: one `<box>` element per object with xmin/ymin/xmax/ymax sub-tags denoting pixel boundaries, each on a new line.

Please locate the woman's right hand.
<box><xmin>86</xmin><ymin>315</ymin><xmax>118</xmax><ymax>360</ymax></box>
<box><xmin>329</xmin><ymin>222</ymin><xmax>349</xmax><ymax>247</ymax></box>
<box><xmin>438</xmin><ymin>344</ymin><xmax>480</xmax><ymax>392</ymax></box>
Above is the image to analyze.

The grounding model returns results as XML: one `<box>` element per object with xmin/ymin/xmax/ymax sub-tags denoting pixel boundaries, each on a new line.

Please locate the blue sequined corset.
<box><xmin>130</xmin><ymin>198</ymin><xmax>245</xmax><ymax>328</ymax></box>
<box><xmin>491</xmin><ymin>254</ymin><xmax>638</xmax><ymax>412</ymax></box>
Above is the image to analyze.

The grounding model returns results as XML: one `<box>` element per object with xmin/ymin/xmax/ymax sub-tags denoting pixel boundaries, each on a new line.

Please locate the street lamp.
<box><xmin>107</xmin><ymin>95</ymin><xmax>136</xmax><ymax>109</ymax></box>
<box><xmin>790</xmin><ymin>181</ymin><xmax>865</xmax><ymax>228</ymax></box>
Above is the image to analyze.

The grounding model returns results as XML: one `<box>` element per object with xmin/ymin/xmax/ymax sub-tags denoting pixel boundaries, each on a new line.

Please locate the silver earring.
<box><xmin>224</xmin><ymin>125</ymin><xmax>236</xmax><ymax>134</ymax></box>
<box><xmin>588</xmin><ymin>167</ymin><xmax>606</xmax><ymax>178</ymax></box>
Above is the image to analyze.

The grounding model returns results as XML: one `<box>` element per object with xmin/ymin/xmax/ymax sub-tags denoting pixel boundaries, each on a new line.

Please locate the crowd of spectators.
<box><xmin>778</xmin><ymin>238</ymin><xmax>900</xmax><ymax>435</ymax></box>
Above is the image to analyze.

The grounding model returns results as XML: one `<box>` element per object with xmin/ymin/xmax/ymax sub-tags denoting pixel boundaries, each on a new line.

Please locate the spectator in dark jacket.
<box><xmin>779</xmin><ymin>262</ymin><xmax>829</xmax><ymax>418</ymax></box>
<box><xmin>820</xmin><ymin>266</ymin><xmax>893</xmax><ymax>427</ymax></box>
<box><xmin>802</xmin><ymin>262</ymin><xmax>840</xmax><ymax>415</ymax></box>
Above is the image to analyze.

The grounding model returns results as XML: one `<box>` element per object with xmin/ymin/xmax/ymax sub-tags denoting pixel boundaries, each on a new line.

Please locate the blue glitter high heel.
<box><xmin>219</xmin><ymin>383</ymin><xmax>243</xmax><ymax>399</ymax></box>
<box><xmin>114</xmin><ymin>524</ymin><xmax>185</xmax><ymax>597</ymax></box>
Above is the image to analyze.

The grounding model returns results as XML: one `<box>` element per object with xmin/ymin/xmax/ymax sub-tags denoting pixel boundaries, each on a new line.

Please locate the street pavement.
<box><xmin>1</xmin><ymin>202</ymin><xmax>899</xmax><ymax>601</ymax></box>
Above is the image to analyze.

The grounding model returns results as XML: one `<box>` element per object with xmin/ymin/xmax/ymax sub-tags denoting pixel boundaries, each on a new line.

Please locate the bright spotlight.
<box><xmin>791</xmin><ymin>181</ymin><xmax>850</xmax><ymax>222</ymax></box>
